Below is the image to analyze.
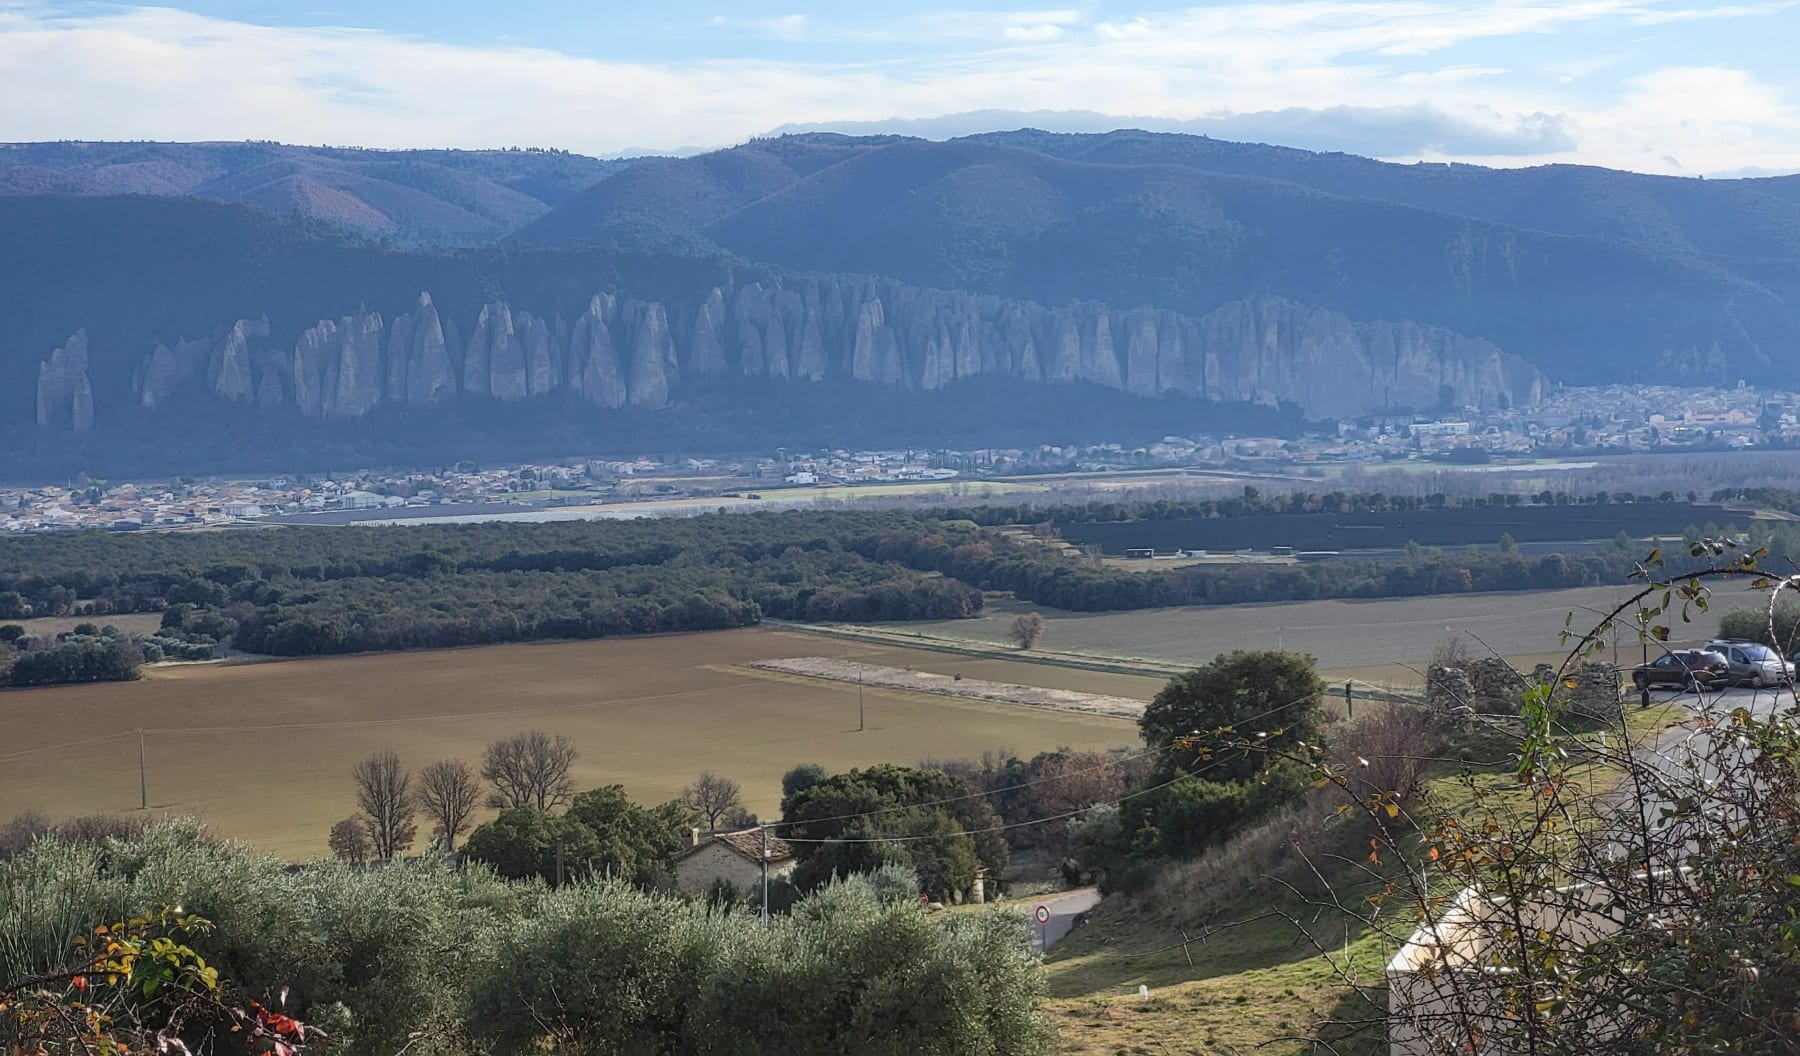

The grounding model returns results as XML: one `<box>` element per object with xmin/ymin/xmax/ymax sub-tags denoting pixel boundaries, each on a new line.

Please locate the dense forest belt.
<box><xmin>0</xmin><ymin>511</ymin><xmax>991</xmax><ymax>658</ymax></box>
<box><xmin>0</xmin><ymin>500</ymin><xmax>1747</xmax><ymax>666</ymax></box>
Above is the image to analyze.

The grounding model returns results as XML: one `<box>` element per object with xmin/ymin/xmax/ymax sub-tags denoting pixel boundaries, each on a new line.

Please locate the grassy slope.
<box><xmin>1038</xmin><ymin>701</ymin><xmax>1690</xmax><ymax>1055</ymax></box>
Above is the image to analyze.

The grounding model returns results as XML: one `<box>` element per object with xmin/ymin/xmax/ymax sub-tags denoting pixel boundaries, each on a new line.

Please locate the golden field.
<box><xmin>0</xmin><ymin>628</ymin><xmax>1145</xmax><ymax>858</ymax></box>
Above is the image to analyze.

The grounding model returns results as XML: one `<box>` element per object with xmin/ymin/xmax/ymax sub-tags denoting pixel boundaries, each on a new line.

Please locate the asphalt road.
<box><xmin>1019</xmin><ymin>887</ymin><xmax>1103</xmax><ymax>952</ymax></box>
<box><xmin>1638</xmin><ymin>681</ymin><xmax>1794</xmax><ymax>720</ymax></box>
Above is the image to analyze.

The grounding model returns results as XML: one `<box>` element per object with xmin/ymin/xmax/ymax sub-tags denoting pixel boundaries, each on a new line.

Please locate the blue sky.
<box><xmin>2</xmin><ymin>0</ymin><xmax>1797</xmax><ymax>173</ymax></box>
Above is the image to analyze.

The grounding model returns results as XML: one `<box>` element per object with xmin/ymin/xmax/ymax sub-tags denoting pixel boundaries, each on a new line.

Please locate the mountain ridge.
<box><xmin>519</xmin><ymin>132</ymin><xmax>1800</xmax><ymax>386</ymax></box>
<box><xmin>0</xmin><ymin>141</ymin><xmax>634</xmax><ymax>245</ymax></box>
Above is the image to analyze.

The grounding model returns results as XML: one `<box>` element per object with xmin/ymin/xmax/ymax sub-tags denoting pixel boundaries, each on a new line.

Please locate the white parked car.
<box><xmin>1705</xmin><ymin>639</ymin><xmax>1795</xmax><ymax>688</ymax></box>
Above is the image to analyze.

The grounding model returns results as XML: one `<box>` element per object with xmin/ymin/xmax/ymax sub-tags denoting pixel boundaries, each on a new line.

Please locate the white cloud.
<box><xmin>1002</xmin><ymin>23</ymin><xmax>1065</xmax><ymax>42</ymax></box>
<box><xmin>754</xmin><ymin>14</ymin><xmax>808</xmax><ymax>41</ymax></box>
<box><xmin>1628</xmin><ymin>1</ymin><xmax>1797</xmax><ymax>25</ymax></box>
<box><xmin>0</xmin><ymin>2</ymin><xmax>1795</xmax><ymax>175</ymax></box>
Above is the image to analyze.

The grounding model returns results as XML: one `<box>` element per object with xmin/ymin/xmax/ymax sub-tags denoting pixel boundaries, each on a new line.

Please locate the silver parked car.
<box><xmin>1704</xmin><ymin>639</ymin><xmax>1795</xmax><ymax>688</ymax></box>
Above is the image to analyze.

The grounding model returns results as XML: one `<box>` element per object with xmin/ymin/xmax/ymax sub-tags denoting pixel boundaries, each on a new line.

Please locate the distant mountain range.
<box><xmin>0</xmin><ymin>141</ymin><xmax>631</xmax><ymax>245</ymax></box>
<box><xmin>4</xmin><ymin>131</ymin><xmax>1798</xmax><ymax>475</ymax></box>
<box><xmin>521</xmin><ymin>131</ymin><xmax>1800</xmax><ymax>387</ymax></box>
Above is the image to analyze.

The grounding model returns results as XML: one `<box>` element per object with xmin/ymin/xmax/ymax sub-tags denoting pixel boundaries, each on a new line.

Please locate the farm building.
<box><xmin>673</xmin><ymin>827</ymin><xmax>795</xmax><ymax>893</ymax></box>
<box><xmin>1124</xmin><ymin>548</ymin><xmax>1155</xmax><ymax>559</ymax></box>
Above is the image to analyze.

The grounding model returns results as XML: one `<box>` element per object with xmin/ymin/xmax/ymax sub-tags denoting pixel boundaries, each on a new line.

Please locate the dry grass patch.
<box><xmin>4</xmin><ymin>612</ymin><xmax>165</xmax><ymax>638</ymax></box>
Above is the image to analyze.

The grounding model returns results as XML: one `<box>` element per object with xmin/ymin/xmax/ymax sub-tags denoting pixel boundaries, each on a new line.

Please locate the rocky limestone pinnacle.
<box><xmin>330</xmin><ymin>310</ymin><xmax>385</xmax><ymax>417</ymax></box>
<box><xmin>36</xmin><ymin>277</ymin><xmax>1546</xmax><ymax>431</ymax></box>
<box><xmin>212</xmin><ymin>321</ymin><xmax>256</xmax><ymax>403</ymax></box>
<box><xmin>36</xmin><ymin>330</ymin><xmax>93</xmax><ymax>430</ymax></box>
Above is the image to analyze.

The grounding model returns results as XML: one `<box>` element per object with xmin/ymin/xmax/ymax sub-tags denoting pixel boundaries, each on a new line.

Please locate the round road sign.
<box><xmin>1034</xmin><ymin>905</ymin><xmax>1051</xmax><ymax>925</ymax></box>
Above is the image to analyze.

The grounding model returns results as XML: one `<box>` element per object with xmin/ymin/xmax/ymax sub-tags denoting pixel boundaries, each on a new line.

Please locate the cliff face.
<box><xmin>36</xmin><ymin>276</ymin><xmax>1541</xmax><ymax>432</ymax></box>
<box><xmin>36</xmin><ymin>330</ymin><xmax>94</xmax><ymax>431</ymax></box>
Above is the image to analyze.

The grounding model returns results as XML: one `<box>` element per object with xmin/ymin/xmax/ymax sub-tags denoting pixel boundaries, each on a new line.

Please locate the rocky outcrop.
<box><xmin>1189</xmin><ymin>297</ymin><xmax>1543</xmax><ymax>417</ymax></box>
<box><xmin>626</xmin><ymin>301</ymin><xmax>677</xmax><ymax>406</ymax></box>
<box><xmin>689</xmin><ymin>288</ymin><xmax>729</xmax><ymax>376</ymax></box>
<box><xmin>330</xmin><ymin>310</ymin><xmax>385</xmax><ymax>417</ymax></box>
<box><xmin>59</xmin><ymin>276</ymin><xmax>1545</xmax><ymax>431</ymax></box>
<box><xmin>569</xmin><ymin>294</ymin><xmax>626</xmax><ymax>408</ymax></box>
<box><xmin>520</xmin><ymin>312</ymin><xmax>555</xmax><ymax>397</ymax></box>
<box><xmin>211</xmin><ymin>319</ymin><xmax>259</xmax><ymax>402</ymax></box>
<box><xmin>406</xmin><ymin>293</ymin><xmax>456</xmax><ymax>404</ymax></box>
<box><xmin>37</xmin><ymin>330</ymin><xmax>93</xmax><ymax>431</ymax></box>
<box><xmin>292</xmin><ymin>319</ymin><xmax>337</xmax><ymax>418</ymax></box>
<box><xmin>140</xmin><ymin>343</ymin><xmax>180</xmax><ymax>409</ymax></box>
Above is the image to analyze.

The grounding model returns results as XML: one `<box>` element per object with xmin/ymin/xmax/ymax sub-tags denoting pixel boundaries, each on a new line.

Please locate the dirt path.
<box><xmin>747</xmin><ymin>657</ymin><xmax>1147</xmax><ymax>719</ymax></box>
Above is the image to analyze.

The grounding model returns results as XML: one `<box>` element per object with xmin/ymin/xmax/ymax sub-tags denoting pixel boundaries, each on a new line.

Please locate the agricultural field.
<box><xmin>0</xmin><ymin>628</ymin><xmax>1142</xmax><ymax>859</ymax></box>
<box><xmin>1057</xmin><ymin>501</ymin><xmax>1731</xmax><ymax>555</ymax></box>
<box><xmin>842</xmin><ymin>585</ymin><xmax>1732</xmax><ymax>682</ymax></box>
<box><xmin>5</xmin><ymin>612</ymin><xmax>165</xmax><ymax>639</ymax></box>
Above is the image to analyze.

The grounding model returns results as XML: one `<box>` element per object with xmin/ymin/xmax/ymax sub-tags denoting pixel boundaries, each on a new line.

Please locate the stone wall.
<box><xmin>1564</xmin><ymin>663</ymin><xmax>1624</xmax><ymax>723</ymax></box>
<box><xmin>1426</xmin><ymin>664</ymin><xmax>1475</xmax><ymax>713</ymax></box>
<box><xmin>1427</xmin><ymin>659</ymin><xmax>1533</xmax><ymax>715</ymax></box>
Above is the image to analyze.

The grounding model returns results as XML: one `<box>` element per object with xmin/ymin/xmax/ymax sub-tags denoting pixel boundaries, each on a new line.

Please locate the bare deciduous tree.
<box><xmin>351</xmin><ymin>748</ymin><xmax>416</xmax><ymax>861</ymax></box>
<box><xmin>682</xmin><ymin>771</ymin><xmax>744</xmax><ymax>833</ymax></box>
<box><xmin>1030</xmin><ymin>749</ymin><xmax>1127</xmax><ymax>819</ymax></box>
<box><xmin>482</xmin><ymin>730</ymin><xmax>577</xmax><ymax>811</ymax></box>
<box><xmin>1008</xmin><ymin>612</ymin><xmax>1046</xmax><ymax>650</ymax></box>
<box><xmin>328</xmin><ymin>815</ymin><xmax>370</xmax><ymax>864</ymax></box>
<box><xmin>415</xmin><ymin>758</ymin><xmax>483</xmax><ymax>852</ymax></box>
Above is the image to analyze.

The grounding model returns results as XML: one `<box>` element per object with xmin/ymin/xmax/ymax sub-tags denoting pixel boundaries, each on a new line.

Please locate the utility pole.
<box><xmin>137</xmin><ymin>728</ymin><xmax>147</xmax><ymax>810</ymax></box>
<box><xmin>858</xmin><ymin>675</ymin><xmax>865</xmax><ymax>732</ymax></box>
<box><xmin>760</xmin><ymin>825</ymin><xmax>770</xmax><ymax>926</ymax></box>
<box><xmin>555</xmin><ymin>839</ymin><xmax>565</xmax><ymax>887</ymax></box>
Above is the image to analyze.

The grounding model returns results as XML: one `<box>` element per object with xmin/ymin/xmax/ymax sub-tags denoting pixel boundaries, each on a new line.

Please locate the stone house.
<box><xmin>672</xmin><ymin>828</ymin><xmax>795</xmax><ymax>894</ymax></box>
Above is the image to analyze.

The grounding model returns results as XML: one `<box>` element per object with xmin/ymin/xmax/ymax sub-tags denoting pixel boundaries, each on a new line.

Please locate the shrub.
<box><xmin>1717</xmin><ymin>599</ymin><xmax>1800</xmax><ymax>654</ymax></box>
<box><xmin>2</xmin><ymin>824</ymin><xmax>1051</xmax><ymax>1056</ymax></box>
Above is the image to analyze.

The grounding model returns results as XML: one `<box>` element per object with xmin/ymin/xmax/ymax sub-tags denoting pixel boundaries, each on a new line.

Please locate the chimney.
<box><xmin>690</xmin><ymin>827</ymin><xmax>701</xmax><ymax>847</ymax></box>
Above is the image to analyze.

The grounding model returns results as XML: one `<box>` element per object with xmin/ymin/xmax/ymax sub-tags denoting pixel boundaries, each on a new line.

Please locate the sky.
<box><xmin>1</xmin><ymin>0</ymin><xmax>1797</xmax><ymax>175</ymax></box>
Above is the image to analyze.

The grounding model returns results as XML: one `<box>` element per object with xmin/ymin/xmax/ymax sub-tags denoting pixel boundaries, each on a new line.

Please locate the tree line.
<box><xmin>0</xmin><ymin>502</ymin><xmax>1727</xmax><ymax>668</ymax></box>
<box><xmin>938</xmin><ymin>486</ymin><xmax>1715</xmax><ymax>527</ymax></box>
<box><xmin>0</xmin><ymin>512</ymin><xmax>987</xmax><ymax>658</ymax></box>
<box><xmin>0</xmin><ymin>622</ymin><xmax>215</xmax><ymax>689</ymax></box>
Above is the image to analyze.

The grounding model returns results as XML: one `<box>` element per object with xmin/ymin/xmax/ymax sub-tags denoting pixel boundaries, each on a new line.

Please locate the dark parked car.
<box><xmin>1632</xmin><ymin>649</ymin><xmax>1730</xmax><ymax>691</ymax></box>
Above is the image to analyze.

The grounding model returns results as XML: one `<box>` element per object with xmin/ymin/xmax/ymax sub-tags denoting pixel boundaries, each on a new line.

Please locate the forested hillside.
<box><xmin>525</xmin><ymin>132</ymin><xmax>1800</xmax><ymax>385</ymax></box>
<box><xmin>0</xmin><ymin>142</ymin><xmax>629</xmax><ymax>245</ymax></box>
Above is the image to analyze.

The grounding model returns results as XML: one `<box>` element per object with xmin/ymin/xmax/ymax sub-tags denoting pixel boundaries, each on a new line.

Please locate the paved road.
<box><xmin>1611</xmin><ymin>681</ymin><xmax>1795</xmax><ymax>865</ymax></box>
<box><xmin>1017</xmin><ymin>887</ymin><xmax>1102</xmax><ymax>952</ymax></box>
<box><xmin>1638</xmin><ymin>681</ymin><xmax>1793</xmax><ymax>721</ymax></box>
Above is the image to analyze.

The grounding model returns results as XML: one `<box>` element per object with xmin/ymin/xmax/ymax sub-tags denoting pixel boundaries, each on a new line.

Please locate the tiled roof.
<box><xmin>690</xmin><ymin>827</ymin><xmax>793</xmax><ymax>864</ymax></box>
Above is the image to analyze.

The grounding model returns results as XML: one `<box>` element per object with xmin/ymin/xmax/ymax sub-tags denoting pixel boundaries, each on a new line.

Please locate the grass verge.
<box><xmin>1038</xmin><ymin>698</ymin><xmax>1694</xmax><ymax>1055</ymax></box>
